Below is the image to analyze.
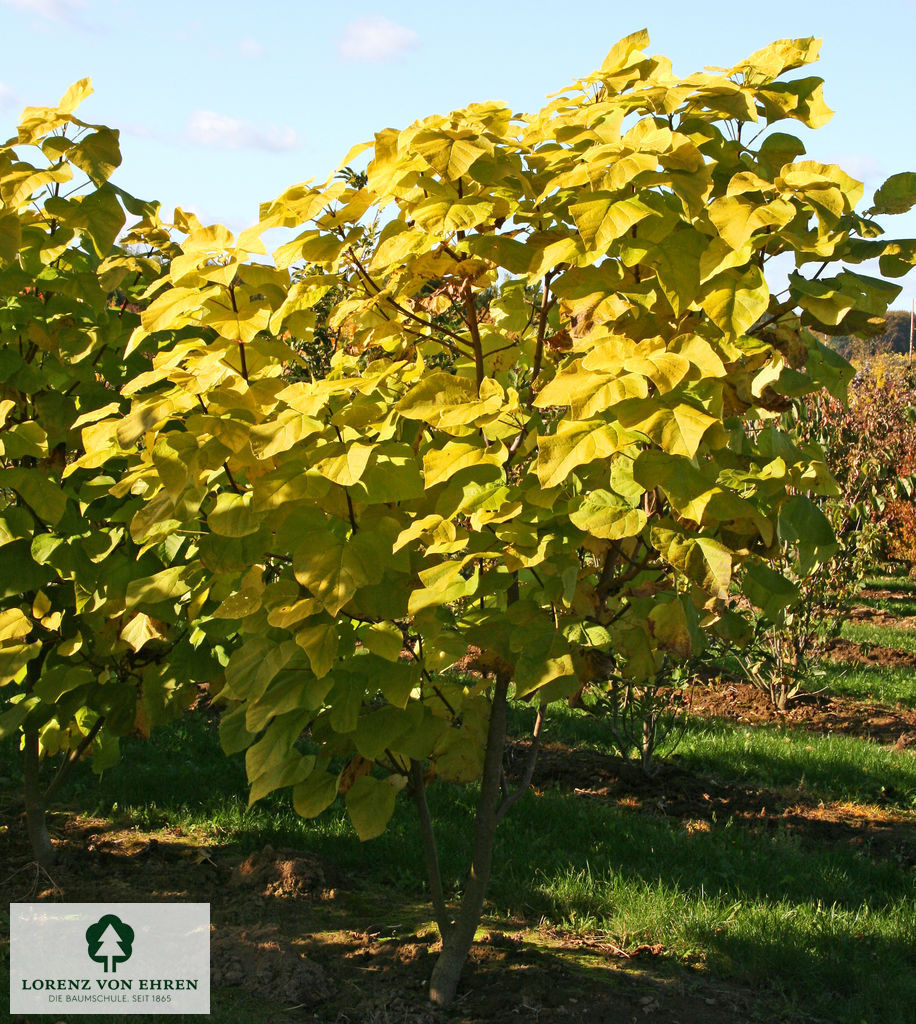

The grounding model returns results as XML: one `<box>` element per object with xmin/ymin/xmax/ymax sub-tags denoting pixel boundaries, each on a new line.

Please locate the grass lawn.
<box><xmin>819</xmin><ymin>661</ymin><xmax>916</xmax><ymax>707</ymax></box>
<box><xmin>3</xmin><ymin>692</ymin><xmax>914</xmax><ymax>1024</ymax></box>
<box><xmin>2</xmin><ymin>576</ymin><xmax>915</xmax><ymax>1023</ymax></box>
<box><xmin>841</xmin><ymin>620</ymin><xmax>916</xmax><ymax>656</ymax></box>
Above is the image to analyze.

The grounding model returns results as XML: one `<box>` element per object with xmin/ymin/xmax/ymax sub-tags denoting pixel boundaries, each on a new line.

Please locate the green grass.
<box><xmin>514</xmin><ymin>703</ymin><xmax>916</xmax><ymax>810</ymax></box>
<box><xmin>841</xmin><ymin>620</ymin><xmax>916</xmax><ymax>656</ymax></box>
<box><xmin>861</xmin><ymin>575</ymin><xmax>916</xmax><ymax>593</ymax></box>
<box><xmin>818</xmin><ymin>662</ymin><xmax>916</xmax><ymax>707</ymax></box>
<box><xmin>853</xmin><ymin>594</ymin><xmax>916</xmax><ymax>616</ymax></box>
<box><xmin>3</xmin><ymin>702</ymin><xmax>915</xmax><ymax>1024</ymax></box>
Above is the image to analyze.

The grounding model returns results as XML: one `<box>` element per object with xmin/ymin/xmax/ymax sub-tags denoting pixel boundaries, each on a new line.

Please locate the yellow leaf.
<box><xmin>700</xmin><ymin>266</ymin><xmax>769</xmax><ymax>338</ymax></box>
<box><xmin>422</xmin><ymin>440</ymin><xmax>504</xmax><ymax>487</ymax></box>
<box><xmin>0</xmin><ymin>608</ymin><xmax>32</xmax><ymax>643</ymax></box>
<box><xmin>535</xmin><ymin>420</ymin><xmax>633</xmax><ymax>488</ymax></box>
<box><xmin>59</xmin><ymin>78</ymin><xmax>93</xmax><ymax>114</ymax></box>
<box><xmin>312</xmin><ymin>442</ymin><xmax>374</xmax><ymax>487</ymax></box>
<box><xmin>119</xmin><ymin>613</ymin><xmax>168</xmax><ymax>653</ymax></box>
<box><xmin>295</xmin><ymin>621</ymin><xmax>339</xmax><ymax>679</ymax></box>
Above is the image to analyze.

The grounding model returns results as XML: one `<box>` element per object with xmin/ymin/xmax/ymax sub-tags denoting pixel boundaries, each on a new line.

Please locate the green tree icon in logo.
<box><xmin>85</xmin><ymin>915</ymin><xmax>134</xmax><ymax>973</ymax></box>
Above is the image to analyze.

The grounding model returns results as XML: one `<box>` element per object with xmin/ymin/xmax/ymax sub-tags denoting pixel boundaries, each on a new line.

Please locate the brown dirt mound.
<box><xmin>847</xmin><ymin>605</ymin><xmax>916</xmax><ymax>629</ymax></box>
<box><xmin>230</xmin><ymin>844</ymin><xmax>338</xmax><ymax>898</ymax></box>
<box><xmin>825</xmin><ymin>636</ymin><xmax>916</xmax><ymax>669</ymax></box>
<box><xmin>211</xmin><ymin>924</ymin><xmax>334</xmax><ymax>1006</ymax></box>
<box><xmin>688</xmin><ymin>680</ymin><xmax>916</xmax><ymax>744</ymax></box>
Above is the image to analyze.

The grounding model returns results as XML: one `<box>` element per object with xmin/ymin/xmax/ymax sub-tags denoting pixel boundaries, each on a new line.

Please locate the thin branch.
<box><xmin>461</xmin><ymin>284</ymin><xmax>485</xmax><ymax>389</ymax></box>
<box><xmin>228</xmin><ymin>285</ymin><xmax>248</xmax><ymax>381</ymax></box>
<box><xmin>504</xmin><ymin>423</ymin><xmax>531</xmax><ymax>469</ymax></box>
<box><xmin>342</xmin><ymin>486</ymin><xmax>358</xmax><ymax>533</ymax></box>
<box><xmin>747</xmin><ymin>298</ymin><xmax>797</xmax><ymax>336</ymax></box>
<box><xmin>222</xmin><ymin>463</ymin><xmax>242</xmax><ymax>494</ymax></box>
<box><xmin>44</xmin><ymin>716</ymin><xmax>105</xmax><ymax>802</ymax></box>
<box><xmin>432</xmin><ymin>684</ymin><xmax>458</xmax><ymax>717</ymax></box>
<box><xmin>406</xmin><ymin>642</ymin><xmax>460</xmax><ymax>715</ymax></box>
<box><xmin>345</xmin><ymin>247</ymin><xmax>474</xmax><ymax>356</ymax></box>
<box><xmin>531</xmin><ymin>271</ymin><xmax>555</xmax><ymax>385</ymax></box>
<box><xmin>495</xmin><ymin>703</ymin><xmax>546</xmax><ymax>824</ymax></box>
<box><xmin>333</xmin><ymin>426</ymin><xmax>358</xmax><ymax>532</ymax></box>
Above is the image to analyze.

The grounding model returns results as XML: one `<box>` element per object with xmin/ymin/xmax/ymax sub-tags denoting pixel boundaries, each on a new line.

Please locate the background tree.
<box><xmin>80</xmin><ymin>32</ymin><xmax>916</xmax><ymax>1004</ymax></box>
<box><xmin>0</xmin><ymin>84</ymin><xmax>221</xmax><ymax>866</ymax></box>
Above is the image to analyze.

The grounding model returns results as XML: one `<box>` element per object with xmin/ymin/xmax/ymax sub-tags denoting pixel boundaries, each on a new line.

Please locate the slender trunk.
<box><xmin>409</xmin><ymin>760</ymin><xmax>452</xmax><ymax>940</ymax></box>
<box><xmin>23</xmin><ymin>729</ymin><xmax>55</xmax><ymax>868</ymax></box>
<box><xmin>428</xmin><ymin>674</ymin><xmax>510</xmax><ymax>1006</ymax></box>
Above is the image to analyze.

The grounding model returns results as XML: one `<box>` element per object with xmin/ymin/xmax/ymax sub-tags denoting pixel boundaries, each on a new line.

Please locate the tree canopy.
<box><xmin>2</xmin><ymin>30</ymin><xmax>915</xmax><ymax>1003</ymax></box>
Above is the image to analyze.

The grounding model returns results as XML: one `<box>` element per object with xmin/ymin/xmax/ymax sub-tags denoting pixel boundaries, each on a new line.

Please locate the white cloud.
<box><xmin>0</xmin><ymin>0</ymin><xmax>89</xmax><ymax>29</ymax></box>
<box><xmin>0</xmin><ymin>82</ymin><xmax>19</xmax><ymax>112</ymax></box>
<box><xmin>120</xmin><ymin>120</ymin><xmax>157</xmax><ymax>139</ymax></box>
<box><xmin>239</xmin><ymin>36</ymin><xmax>265</xmax><ymax>59</ymax></box>
<box><xmin>338</xmin><ymin>15</ymin><xmax>418</xmax><ymax>62</ymax></box>
<box><xmin>185</xmin><ymin>110</ymin><xmax>299</xmax><ymax>152</ymax></box>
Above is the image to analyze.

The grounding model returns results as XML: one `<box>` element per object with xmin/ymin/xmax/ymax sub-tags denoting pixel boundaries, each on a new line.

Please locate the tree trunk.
<box><xmin>428</xmin><ymin>675</ymin><xmax>509</xmax><ymax>1006</ymax></box>
<box><xmin>23</xmin><ymin>729</ymin><xmax>55</xmax><ymax>868</ymax></box>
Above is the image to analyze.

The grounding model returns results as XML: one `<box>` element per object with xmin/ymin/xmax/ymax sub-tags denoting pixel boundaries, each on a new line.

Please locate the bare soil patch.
<box><xmin>857</xmin><ymin>586</ymin><xmax>916</xmax><ymax>602</ymax></box>
<box><xmin>687</xmin><ymin>680</ymin><xmax>916</xmax><ymax>746</ymax></box>
<box><xmin>846</xmin><ymin>603</ymin><xmax>916</xmax><ymax>630</ymax></box>
<box><xmin>824</xmin><ymin>636</ymin><xmax>916</xmax><ymax>669</ymax></box>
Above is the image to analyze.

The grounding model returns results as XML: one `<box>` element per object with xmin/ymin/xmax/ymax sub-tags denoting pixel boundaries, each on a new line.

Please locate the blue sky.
<box><xmin>2</xmin><ymin>0</ymin><xmax>914</xmax><ymax>308</ymax></box>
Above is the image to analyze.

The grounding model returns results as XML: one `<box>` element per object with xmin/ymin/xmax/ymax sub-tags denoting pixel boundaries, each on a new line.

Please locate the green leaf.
<box><xmin>646</xmin><ymin>229</ymin><xmax>707</xmax><ymax>315</ymax></box>
<box><xmin>224</xmin><ymin>638</ymin><xmax>297</xmax><ymax>701</ymax></box>
<box><xmin>396</xmin><ymin>373</ymin><xmax>502</xmax><ymax>429</ymax></box>
<box><xmin>569</xmin><ymin>489</ymin><xmax>647</xmax><ymax>540</ymax></box>
<box><xmin>245</xmin><ymin>709</ymin><xmax>312</xmax><ymax>784</ymax></box>
<box><xmin>354</xmin><ymin>704</ymin><xmax>421</xmax><ymax>761</ymax></box>
<box><xmin>777</xmin><ymin>495</ymin><xmax>836</xmax><ymax>575</ymax></box>
<box><xmin>651</xmin><ymin>525</ymin><xmax>732</xmax><ymax>599</ymax></box>
<box><xmin>80</xmin><ymin>184</ymin><xmax>126</xmax><ymax>257</ymax></box>
<box><xmin>616</xmin><ymin>394</ymin><xmax>724</xmax><ymax>458</ymax></box>
<box><xmin>364</xmin><ymin>621</ymin><xmax>403</xmax><ymax>662</ymax></box>
<box><xmin>294</xmin><ymin>621</ymin><xmax>338</xmax><ymax>679</ymax></box>
<box><xmin>71</xmin><ymin>128</ymin><xmax>122</xmax><ymax>184</ymax></box>
<box><xmin>0</xmin><ymin>469</ymin><xmax>67</xmax><ymax>525</ymax></box>
<box><xmin>208</xmin><ymin>492</ymin><xmax>260</xmax><ymax>537</ymax></box>
<box><xmin>293</xmin><ymin>536</ymin><xmax>371</xmax><ymax>616</ymax></box>
<box><xmin>125</xmin><ymin>566</ymin><xmax>190</xmax><ymax>608</ymax></box>
<box><xmin>743</xmin><ymin>562</ymin><xmax>798</xmax><ymax>620</ymax></box>
<box><xmin>345</xmin><ymin>774</ymin><xmax>400</xmax><ymax>841</ymax></box>
<box><xmin>570</xmin><ymin>193</ymin><xmax>655</xmax><ymax>254</ymax></box>
<box><xmin>423</xmin><ymin>440</ymin><xmax>504</xmax><ymax>487</ymax></box>
<box><xmin>248</xmin><ymin>753</ymin><xmax>315</xmax><ymax>807</ymax></box>
<box><xmin>313</xmin><ymin>442</ymin><xmax>374</xmax><ymax>487</ymax></box>
<box><xmin>408</xmin><ymin>558</ymin><xmax>478</xmax><ymax>614</ymax></box>
<box><xmin>869</xmin><ymin>172</ymin><xmax>916</xmax><ymax>216</ymax></box>
<box><xmin>535</xmin><ymin>420</ymin><xmax>632</xmax><ymax>488</ymax></box>
<box><xmin>293</xmin><ymin>770</ymin><xmax>339</xmax><ymax>819</ymax></box>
